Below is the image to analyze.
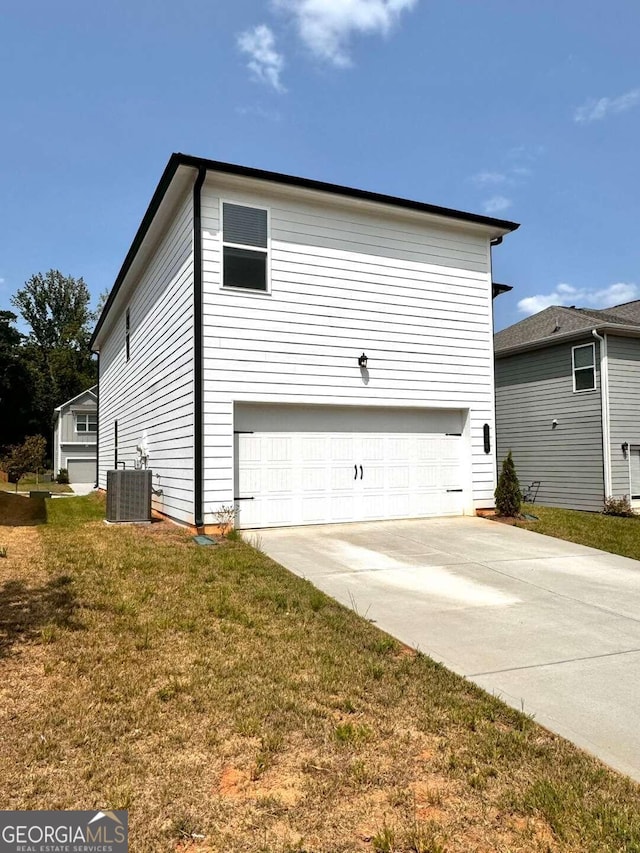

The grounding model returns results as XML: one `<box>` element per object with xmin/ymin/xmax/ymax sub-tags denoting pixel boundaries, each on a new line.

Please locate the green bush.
<box><xmin>56</xmin><ymin>468</ymin><xmax>70</xmax><ymax>485</ymax></box>
<box><xmin>495</xmin><ymin>451</ymin><xmax>522</xmax><ymax>517</ymax></box>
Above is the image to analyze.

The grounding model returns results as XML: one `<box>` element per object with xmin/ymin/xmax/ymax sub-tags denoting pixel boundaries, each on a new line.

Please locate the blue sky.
<box><xmin>1</xmin><ymin>0</ymin><xmax>638</xmax><ymax>332</ymax></box>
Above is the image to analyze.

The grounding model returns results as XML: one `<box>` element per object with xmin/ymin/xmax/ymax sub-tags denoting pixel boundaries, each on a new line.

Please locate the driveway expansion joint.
<box><xmin>468</xmin><ymin>646</ymin><xmax>640</xmax><ymax>677</ymax></box>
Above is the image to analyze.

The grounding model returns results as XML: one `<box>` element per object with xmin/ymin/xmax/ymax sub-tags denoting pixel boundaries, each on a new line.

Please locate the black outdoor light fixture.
<box><xmin>622</xmin><ymin>441</ymin><xmax>630</xmax><ymax>455</ymax></box>
<box><xmin>358</xmin><ymin>353</ymin><xmax>368</xmax><ymax>368</ymax></box>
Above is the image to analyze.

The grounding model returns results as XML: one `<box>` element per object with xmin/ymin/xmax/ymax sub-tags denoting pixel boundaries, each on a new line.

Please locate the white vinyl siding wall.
<box><xmin>200</xmin><ymin>175</ymin><xmax>496</xmax><ymax>523</ymax></box>
<box><xmin>97</xmin><ymin>191</ymin><xmax>195</xmax><ymax>524</ymax></box>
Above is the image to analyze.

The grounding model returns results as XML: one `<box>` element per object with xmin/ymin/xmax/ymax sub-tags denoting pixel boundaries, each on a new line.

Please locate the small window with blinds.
<box><xmin>222</xmin><ymin>202</ymin><xmax>269</xmax><ymax>291</ymax></box>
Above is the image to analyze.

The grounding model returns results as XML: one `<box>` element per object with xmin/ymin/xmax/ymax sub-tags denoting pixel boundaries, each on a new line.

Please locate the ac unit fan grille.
<box><xmin>106</xmin><ymin>470</ymin><xmax>152</xmax><ymax>522</ymax></box>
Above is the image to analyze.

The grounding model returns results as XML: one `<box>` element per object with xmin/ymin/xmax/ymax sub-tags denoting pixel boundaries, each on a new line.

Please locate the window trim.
<box><xmin>75</xmin><ymin>412</ymin><xmax>98</xmax><ymax>434</ymax></box>
<box><xmin>572</xmin><ymin>342</ymin><xmax>596</xmax><ymax>393</ymax></box>
<box><xmin>220</xmin><ymin>199</ymin><xmax>271</xmax><ymax>294</ymax></box>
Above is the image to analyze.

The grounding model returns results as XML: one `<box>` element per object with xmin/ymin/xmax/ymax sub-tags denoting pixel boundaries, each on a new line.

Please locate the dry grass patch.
<box><xmin>1</xmin><ymin>495</ymin><xmax>640</xmax><ymax>852</ymax></box>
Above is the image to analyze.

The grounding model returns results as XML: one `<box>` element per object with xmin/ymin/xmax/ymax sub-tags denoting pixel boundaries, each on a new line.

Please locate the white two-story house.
<box><xmin>90</xmin><ymin>153</ymin><xmax>518</xmax><ymax>530</ymax></box>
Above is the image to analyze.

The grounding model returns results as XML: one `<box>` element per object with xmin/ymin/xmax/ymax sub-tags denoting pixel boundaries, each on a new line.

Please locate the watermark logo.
<box><xmin>0</xmin><ymin>810</ymin><xmax>128</xmax><ymax>852</ymax></box>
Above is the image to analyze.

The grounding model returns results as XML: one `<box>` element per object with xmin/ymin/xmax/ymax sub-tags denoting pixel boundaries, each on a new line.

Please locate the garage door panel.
<box><xmin>67</xmin><ymin>459</ymin><xmax>95</xmax><ymax>483</ymax></box>
<box><xmin>301</xmin><ymin>467</ymin><xmax>328</xmax><ymax>491</ymax></box>
<box><xmin>235</xmin><ymin>406</ymin><xmax>467</xmax><ymax>529</ymax></box>
<box><xmin>301</xmin><ymin>497</ymin><xmax>328</xmax><ymax>523</ymax></box>
<box><xmin>238</xmin><ymin>466</ymin><xmax>262</xmax><ymax>493</ymax></box>
<box><xmin>361</xmin><ymin>437</ymin><xmax>384</xmax><ymax>460</ymax></box>
<box><xmin>267</xmin><ymin>437</ymin><xmax>292</xmax><ymax>461</ymax></box>
<box><xmin>331</xmin><ymin>464</ymin><xmax>358</xmax><ymax>490</ymax></box>
<box><xmin>331</xmin><ymin>437</ymin><xmax>356</xmax><ymax>460</ymax></box>
<box><xmin>301</xmin><ymin>437</ymin><xmax>326</xmax><ymax>461</ymax></box>
<box><xmin>331</xmin><ymin>495</ymin><xmax>357</xmax><ymax>521</ymax></box>
<box><xmin>241</xmin><ymin>436</ymin><xmax>262</xmax><ymax>462</ymax></box>
<box><xmin>415</xmin><ymin>464</ymin><xmax>439</xmax><ymax>488</ymax></box>
<box><xmin>362</xmin><ymin>466</ymin><xmax>385</xmax><ymax>489</ymax></box>
<box><xmin>441</xmin><ymin>465</ymin><xmax>462</xmax><ymax>487</ymax></box>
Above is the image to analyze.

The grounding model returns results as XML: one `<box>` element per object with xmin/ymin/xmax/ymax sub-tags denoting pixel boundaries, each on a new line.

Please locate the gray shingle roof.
<box><xmin>494</xmin><ymin>301</ymin><xmax>640</xmax><ymax>353</ymax></box>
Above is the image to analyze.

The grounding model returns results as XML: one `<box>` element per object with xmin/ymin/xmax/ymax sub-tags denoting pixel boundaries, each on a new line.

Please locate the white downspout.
<box><xmin>592</xmin><ymin>329</ymin><xmax>611</xmax><ymax>498</ymax></box>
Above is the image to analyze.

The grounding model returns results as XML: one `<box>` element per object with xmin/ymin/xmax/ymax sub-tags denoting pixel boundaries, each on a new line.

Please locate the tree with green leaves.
<box><xmin>495</xmin><ymin>451</ymin><xmax>522</xmax><ymax>517</ymax></box>
<box><xmin>11</xmin><ymin>269</ymin><xmax>94</xmax><ymax>352</ymax></box>
<box><xmin>0</xmin><ymin>310</ymin><xmax>34</xmax><ymax>450</ymax></box>
<box><xmin>11</xmin><ymin>270</ymin><xmax>97</xmax><ymax>451</ymax></box>
<box><xmin>1</xmin><ymin>435</ymin><xmax>47</xmax><ymax>491</ymax></box>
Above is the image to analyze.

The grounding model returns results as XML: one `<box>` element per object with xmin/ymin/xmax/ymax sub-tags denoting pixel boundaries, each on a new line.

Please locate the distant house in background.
<box><xmin>53</xmin><ymin>386</ymin><xmax>97</xmax><ymax>484</ymax></box>
<box><xmin>495</xmin><ymin>301</ymin><xmax>640</xmax><ymax>511</ymax></box>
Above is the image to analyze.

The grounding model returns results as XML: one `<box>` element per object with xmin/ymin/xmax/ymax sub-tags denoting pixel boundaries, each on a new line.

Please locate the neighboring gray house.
<box><xmin>495</xmin><ymin>301</ymin><xmax>640</xmax><ymax>511</ymax></box>
<box><xmin>53</xmin><ymin>386</ymin><xmax>97</xmax><ymax>484</ymax></box>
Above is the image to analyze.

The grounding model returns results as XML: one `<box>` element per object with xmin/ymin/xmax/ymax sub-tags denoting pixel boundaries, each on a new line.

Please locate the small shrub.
<box><xmin>56</xmin><ymin>468</ymin><xmax>70</xmax><ymax>484</ymax></box>
<box><xmin>213</xmin><ymin>504</ymin><xmax>236</xmax><ymax>536</ymax></box>
<box><xmin>0</xmin><ymin>546</ymin><xmax>7</xmax><ymax>558</ymax></box>
<box><xmin>372</xmin><ymin>824</ymin><xmax>396</xmax><ymax>853</ymax></box>
<box><xmin>603</xmin><ymin>495</ymin><xmax>635</xmax><ymax>517</ymax></box>
<box><xmin>334</xmin><ymin>722</ymin><xmax>372</xmax><ymax>744</ymax></box>
<box><xmin>495</xmin><ymin>451</ymin><xmax>522</xmax><ymax>517</ymax></box>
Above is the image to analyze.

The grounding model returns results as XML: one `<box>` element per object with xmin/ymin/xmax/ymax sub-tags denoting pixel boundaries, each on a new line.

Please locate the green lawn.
<box><xmin>517</xmin><ymin>503</ymin><xmax>640</xmax><ymax>560</ymax></box>
<box><xmin>1</xmin><ymin>495</ymin><xmax>640</xmax><ymax>852</ymax></box>
<box><xmin>0</xmin><ymin>480</ymin><xmax>73</xmax><ymax>494</ymax></box>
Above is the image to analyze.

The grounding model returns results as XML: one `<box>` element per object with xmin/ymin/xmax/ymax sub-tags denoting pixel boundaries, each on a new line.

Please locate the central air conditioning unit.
<box><xmin>106</xmin><ymin>469</ymin><xmax>153</xmax><ymax>523</ymax></box>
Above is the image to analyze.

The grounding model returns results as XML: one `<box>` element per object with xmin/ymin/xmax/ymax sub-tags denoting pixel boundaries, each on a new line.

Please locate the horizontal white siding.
<box><xmin>98</xmin><ymin>190</ymin><xmax>195</xmax><ymax>525</ymax></box>
<box><xmin>201</xmin><ymin>176</ymin><xmax>496</xmax><ymax>522</ymax></box>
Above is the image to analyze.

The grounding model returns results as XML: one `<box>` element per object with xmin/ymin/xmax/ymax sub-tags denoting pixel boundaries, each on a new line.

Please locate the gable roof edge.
<box><xmin>54</xmin><ymin>385</ymin><xmax>98</xmax><ymax>413</ymax></box>
<box><xmin>90</xmin><ymin>152</ymin><xmax>520</xmax><ymax>350</ymax></box>
<box><xmin>495</xmin><ymin>323</ymin><xmax>640</xmax><ymax>357</ymax></box>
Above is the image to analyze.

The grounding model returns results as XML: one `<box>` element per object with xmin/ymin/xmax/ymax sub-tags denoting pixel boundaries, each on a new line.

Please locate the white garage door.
<box><xmin>234</xmin><ymin>404</ymin><xmax>467</xmax><ymax>529</ymax></box>
<box><xmin>67</xmin><ymin>458</ymin><xmax>96</xmax><ymax>483</ymax></box>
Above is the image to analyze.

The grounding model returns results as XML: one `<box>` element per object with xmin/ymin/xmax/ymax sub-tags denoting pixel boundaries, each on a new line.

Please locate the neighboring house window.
<box><xmin>572</xmin><ymin>343</ymin><xmax>596</xmax><ymax>392</ymax></box>
<box><xmin>76</xmin><ymin>413</ymin><xmax>97</xmax><ymax>433</ymax></box>
<box><xmin>222</xmin><ymin>202</ymin><xmax>268</xmax><ymax>291</ymax></box>
<box><xmin>125</xmin><ymin>308</ymin><xmax>131</xmax><ymax>361</ymax></box>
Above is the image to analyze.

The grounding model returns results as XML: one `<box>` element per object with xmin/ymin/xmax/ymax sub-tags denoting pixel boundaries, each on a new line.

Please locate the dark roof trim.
<box><xmin>90</xmin><ymin>155</ymin><xmax>183</xmax><ymax>349</ymax></box>
<box><xmin>175</xmin><ymin>153</ymin><xmax>520</xmax><ymax>231</ymax></box>
<box><xmin>91</xmin><ymin>152</ymin><xmax>520</xmax><ymax>349</ymax></box>
<box><xmin>492</xmin><ymin>282</ymin><xmax>513</xmax><ymax>299</ymax></box>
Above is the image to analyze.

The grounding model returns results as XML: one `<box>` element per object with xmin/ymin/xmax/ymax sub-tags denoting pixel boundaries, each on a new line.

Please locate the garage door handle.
<box><xmin>360</xmin><ymin>465</ymin><xmax>363</xmax><ymax>480</ymax></box>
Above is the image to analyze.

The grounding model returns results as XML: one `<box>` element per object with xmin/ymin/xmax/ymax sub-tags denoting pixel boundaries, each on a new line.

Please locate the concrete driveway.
<box><xmin>69</xmin><ymin>483</ymin><xmax>95</xmax><ymax>496</ymax></box>
<box><xmin>257</xmin><ymin>516</ymin><xmax>640</xmax><ymax>782</ymax></box>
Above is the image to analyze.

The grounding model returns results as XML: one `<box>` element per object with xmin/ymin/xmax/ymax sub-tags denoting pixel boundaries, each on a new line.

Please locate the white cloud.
<box><xmin>235</xmin><ymin>104</ymin><xmax>282</xmax><ymax>121</ymax></box>
<box><xmin>510</xmin><ymin>165</ymin><xmax>532</xmax><ymax>178</ymax></box>
<box><xmin>272</xmin><ymin>0</ymin><xmax>418</xmax><ymax>67</ymax></box>
<box><xmin>574</xmin><ymin>88</ymin><xmax>640</xmax><ymax>123</ymax></box>
<box><xmin>483</xmin><ymin>195</ymin><xmax>512</xmax><ymax>214</ymax></box>
<box><xmin>238</xmin><ymin>24</ymin><xmax>286</xmax><ymax>92</ymax></box>
<box><xmin>472</xmin><ymin>171</ymin><xmax>507</xmax><ymax>186</ymax></box>
<box><xmin>517</xmin><ymin>282</ymin><xmax>639</xmax><ymax>316</ymax></box>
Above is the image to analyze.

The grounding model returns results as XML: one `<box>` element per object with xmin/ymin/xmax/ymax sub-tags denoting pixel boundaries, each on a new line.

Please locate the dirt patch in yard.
<box><xmin>0</xmin><ymin>491</ymin><xmax>48</xmax><ymax>526</ymax></box>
